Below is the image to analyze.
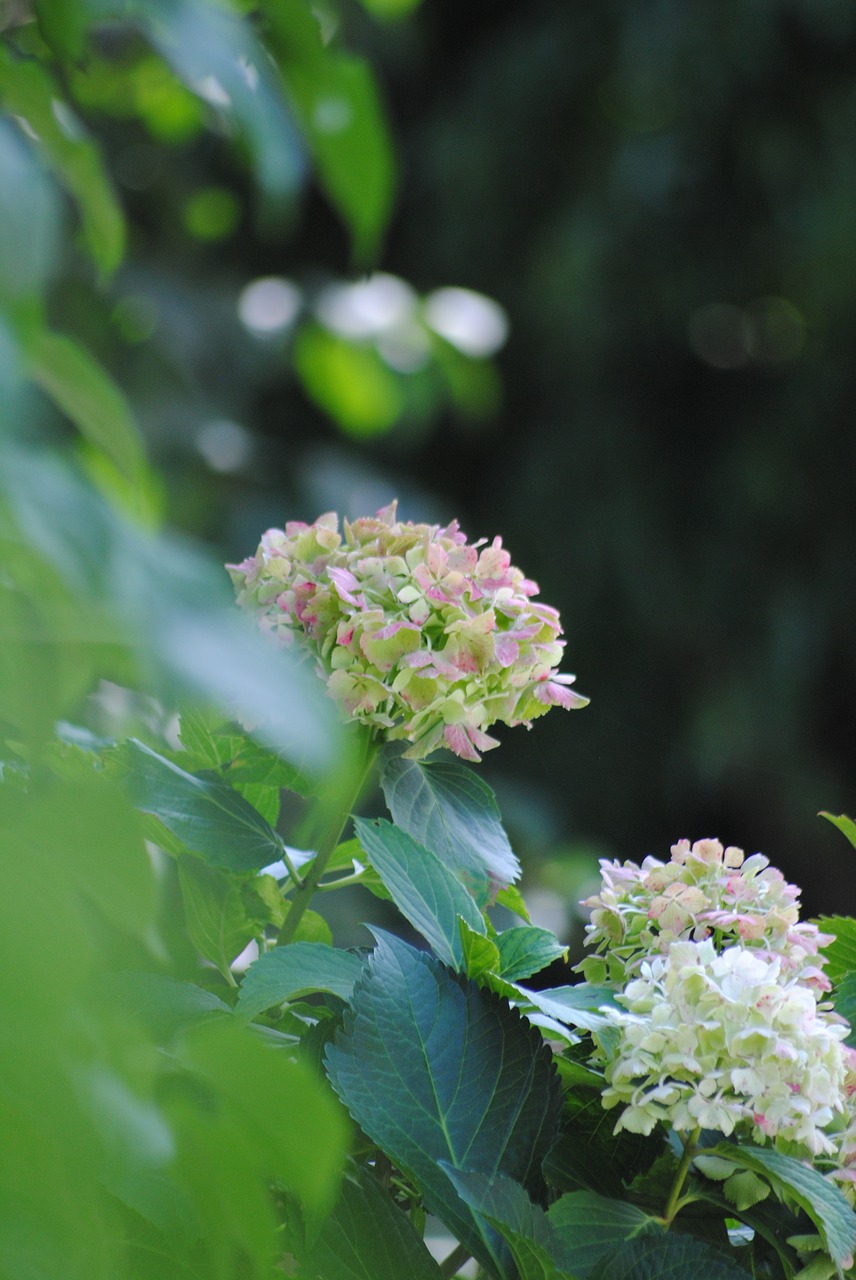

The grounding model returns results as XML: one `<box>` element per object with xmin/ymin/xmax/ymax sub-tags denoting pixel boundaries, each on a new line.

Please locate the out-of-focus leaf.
<box><xmin>0</xmin><ymin>118</ymin><xmax>60</xmax><ymax>302</ymax></box>
<box><xmin>177</xmin><ymin>1017</ymin><xmax>348</xmax><ymax>1216</ymax></box>
<box><xmin>0</xmin><ymin>46</ymin><xmax>125</xmax><ymax>274</ymax></box>
<box><xmin>820</xmin><ymin>811</ymin><xmax>856</xmax><ymax>854</ymax></box>
<box><xmin>123</xmin><ymin>738</ymin><xmax>286</xmax><ymax>872</ymax></box>
<box><xmin>260</xmin><ymin>1</ymin><xmax>395</xmax><ymax>260</ymax></box>
<box><xmin>27</xmin><ymin>329</ymin><xmax>146</xmax><ymax>482</ymax></box>
<box><xmin>236</xmin><ymin>941</ymin><xmax>364</xmax><ymax>1019</ymax></box>
<box><xmin>326</xmin><ymin>931</ymin><xmax>562</xmax><ymax>1276</ymax></box>
<box><xmin>301</xmin><ymin>1162</ymin><xmax>444</xmax><ymax>1280</ymax></box>
<box><xmin>35</xmin><ymin>0</ymin><xmax>90</xmax><ymax>59</ymax></box>
<box><xmin>357</xmin><ymin>0</ymin><xmax>424</xmax><ymax>17</ymax></box>
<box><xmin>294</xmin><ymin>323</ymin><xmax>403</xmax><ymax>435</ymax></box>
<box><xmin>354</xmin><ymin>816</ymin><xmax>485</xmax><ymax>969</ymax></box>
<box><xmin>379</xmin><ymin>744</ymin><xmax>518</xmax><ymax>897</ymax></box>
<box><xmin>178</xmin><ymin>859</ymin><xmax>262</xmax><ymax>979</ymax></box>
<box><xmin>97</xmin><ymin>971</ymin><xmax>231</xmax><ymax>1040</ymax></box>
<box><xmin>104</xmin><ymin>0</ymin><xmax>305</xmax><ymax>203</ymax></box>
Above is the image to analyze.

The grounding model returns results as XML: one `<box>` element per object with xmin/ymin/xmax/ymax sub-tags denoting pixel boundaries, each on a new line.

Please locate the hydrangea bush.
<box><xmin>95</xmin><ymin>502</ymin><xmax>856</xmax><ymax>1279</ymax></box>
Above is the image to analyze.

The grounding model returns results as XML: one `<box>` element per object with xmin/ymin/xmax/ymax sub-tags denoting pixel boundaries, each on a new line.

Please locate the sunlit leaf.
<box><xmin>496</xmin><ymin>927</ymin><xmax>567</xmax><ymax>982</ymax></box>
<box><xmin>295</xmin><ymin>324</ymin><xmax>403</xmax><ymax>436</ymax></box>
<box><xmin>820</xmin><ymin>811</ymin><xmax>856</xmax><ymax>854</ymax></box>
<box><xmin>815</xmin><ymin>916</ymin><xmax>856</xmax><ymax>985</ymax></box>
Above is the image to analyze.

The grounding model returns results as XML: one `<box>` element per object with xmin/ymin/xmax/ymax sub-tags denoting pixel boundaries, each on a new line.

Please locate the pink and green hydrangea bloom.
<box><xmin>593</xmin><ymin>938</ymin><xmax>849</xmax><ymax>1156</ymax></box>
<box><xmin>227</xmin><ymin>501</ymin><xmax>587</xmax><ymax>760</ymax></box>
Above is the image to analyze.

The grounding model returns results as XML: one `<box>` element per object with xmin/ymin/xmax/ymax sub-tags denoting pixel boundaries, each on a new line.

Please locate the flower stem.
<box><xmin>277</xmin><ymin>728</ymin><xmax>376</xmax><ymax>946</ymax></box>
<box><xmin>662</xmin><ymin>1127</ymin><xmax>701</xmax><ymax>1228</ymax></box>
<box><xmin>439</xmin><ymin>1244</ymin><xmax>471</xmax><ymax>1278</ymax></box>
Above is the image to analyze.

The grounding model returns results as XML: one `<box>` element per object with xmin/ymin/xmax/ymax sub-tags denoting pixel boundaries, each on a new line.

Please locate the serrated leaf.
<box><xmin>0</xmin><ymin>48</ymin><xmax>125</xmax><ymax>274</ymax></box>
<box><xmin>723</xmin><ymin>1170</ymin><xmax>771</xmax><ymax>1211</ymax></box>
<box><xmin>587</xmin><ymin>1233</ymin><xmax>752</xmax><ymax>1279</ymax></box>
<box><xmin>820</xmin><ymin>812</ymin><xmax>856</xmax><ymax>853</ymax></box>
<box><xmin>236</xmin><ymin>943</ymin><xmax>365</xmax><ymax>1020</ymax></box>
<box><xmin>124</xmin><ymin>739</ymin><xmax>285</xmax><ymax>872</ymax></box>
<box><xmin>816</xmin><ymin>916</ymin><xmax>856</xmax><ymax>985</ymax></box>
<box><xmin>547</xmin><ymin>1190</ymin><xmax>663</xmax><ymax>1277</ymax></box>
<box><xmin>379</xmin><ymin>744</ymin><xmax>518</xmax><ymax>899</ymax></box>
<box><xmin>301</xmin><ymin>1163</ymin><xmax>443</xmax><ymax>1280</ymax></box>
<box><xmin>325</xmin><ymin>932</ymin><xmax>562</xmax><ymax>1278</ymax></box>
<box><xmin>353</xmin><ymin>816</ymin><xmax>485</xmax><ymax>970</ymax></box>
<box><xmin>496</xmin><ymin>884</ymin><xmax>531</xmax><ymax>922</ymax></box>
<box><xmin>179</xmin><ymin>708</ymin><xmax>313</xmax><ymax>796</ymax></box>
<box><xmin>713</xmin><ymin>1143</ymin><xmax>856</xmax><ymax>1268</ymax></box>
<box><xmin>446</xmin><ymin>1169</ymin><xmax>571</xmax><ymax>1280</ymax></box>
<box><xmin>27</xmin><ymin>329</ymin><xmax>146</xmax><ymax>482</ymax></box>
<box><xmin>496</xmin><ymin>927</ymin><xmax>567</xmax><ymax>982</ymax></box>
<box><xmin>833</xmin><ymin>972</ymin><xmax>856</xmax><ymax>1046</ymax></box>
<box><xmin>178</xmin><ymin>859</ymin><xmax>259</xmax><ymax>979</ymax></box>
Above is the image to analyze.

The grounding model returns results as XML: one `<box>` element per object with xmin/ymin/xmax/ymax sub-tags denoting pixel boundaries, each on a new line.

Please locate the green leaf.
<box><xmin>833</xmin><ymin>972</ymin><xmax>856</xmax><ymax>1046</ymax></box>
<box><xmin>0</xmin><ymin>48</ymin><xmax>125</xmax><ymax>274</ymax></box>
<box><xmin>325</xmin><ymin>931</ymin><xmax>562</xmax><ymax>1278</ymax></box>
<box><xmin>513</xmin><ymin>983</ymin><xmax>620</xmax><ymax>1037</ymax></box>
<box><xmin>357</xmin><ymin>0</ymin><xmax>423</xmax><ymax>17</ymax></box>
<box><xmin>178</xmin><ymin>859</ymin><xmax>260</xmax><ymax>979</ymax></box>
<box><xmin>301</xmin><ymin>1163</ymin><xmax>444</xmax><ymax>1280</ymax></box>
<box><xmin>97</xmin><ymin>971</ymin><xmax>231</xmax><ymax>1040</ymax></box>
<box><xmin>353</xmin><ymin>816</ymin><xmax>485</xmax><ymax>969</ymax></box>
<box><xmin>445</xmin><ymin>1169</ymin><xmax>571</xmax><ymax>1280</ymax></box>
<box><xmin>123</xmin><ymin>738</ymin><xmax>286</xmax><ymax>872</ymax></box>
<box><xmin>547</xmin><ymin>1191</ymin><xmax>663</xmax><ymax>1277</ymax></box>
<box><xmin>176</xmin><ymin>1017</ymin><xmax>348</xmax><ymax>1217</ymax></box>
<box><xmin>713</xmin><ymin>1143</ymin><xmax>856</xmax><ymax>1269</ymax></box>
<box><xmin>496</xmin><ymin>884</ymin><xmax>532</xmax><ymax>922</ymax></box>
<box><xmin>260</xmin><ymin>1</ymin><xmax>394</xmax><ymax>260</ymax></box>
<box><xmin>379</xmin><ymin>744</ymin><xmax>519</xmax><ymax>898</ymax></box>
<box><xmin>27</xmin><ymin>329</ymin><xmax>146</xmax><ymax>482</ymax></box>
<box><xmin>294</xmin><ymin>325</ymin><xmax>404</xmax><ymax>436</ymax></box>
<box><xmin>819</xmin><ymin>811</ymin><xmax>856</xmax><ymax>853</ymax></box>
<box><xmin>0</xmin><ymin>118</ymin><xmax>60</xmax><ymax>302</ymax></box>
<box><xmin>127</xmin><ymin>0</ymin><xmax>305</xmax><ymax>203</ymax></box>
<box><xmin>544</xmin><ymin>1100</ymin><xmax>661</xmax><ymax>1200</ymax></box>
<box><xmin>178</xmin><ymin>707</ymin><xmax>312</xmax><ymax>796</ymax></box>
<box><xmin>496</xmin><ymin>927</ymin><xmax>567</xmax><ymax>982</ymax></box>
<box><xmin>816</xmin><ymin>916</ymin><xmax>856</xmax><ymax>984</ymax></box>
<box><xmin>460</xmin><ymin>918</ymin><xmax>501</xmax><ymax>980</ymax></box>
<box><xmin>236</xmin><ymin>942</ymin><xmax>365</xmax><ymax>1020</ymax></box>
<box><xmin>587</xmin><ymin>1234</ymin><xmax>752</xmax><ymax>1279</ymax></box>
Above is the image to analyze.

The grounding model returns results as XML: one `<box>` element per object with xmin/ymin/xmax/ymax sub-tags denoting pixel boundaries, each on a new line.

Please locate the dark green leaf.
<box><xmin>325</xmin><ymin>931</ymin><xmax>562</xmax><ymax>1277</ymax></box>
<box><xmin>496</xmin><ymin>927</ymin><xmax>567</xmax><ymax>982</ymax></box>
<box><xmin>712</xmin><ymin>1143</ymin><xmax>856</xmax><ymax>1269</ymax></box>
<box><xmin>0</xmin><ymin>48</ymin><xmax>125</xmax><ymax>274</ymax></box>
<box><xmin>379</xmin><ymin>744</ymin><xmax>518</xmax><ymax>898</ymax></box>
<box><xmin>819</xmin><ymin>811</ymin><xmax>856</xmax><ymax>853</ymax></box>
<box><xmin>587</xmin><ymin>1234</ymin><xmax>752</xmax><ymax>1280</ymax></box>
<box><xmin>236</xmin><ymin>943</ymin><xmax>365</xmax><ymax>1020</ymax></box>
<box><xmin>544</xmin><ymin>1101</ymin><xmax>662</xmax><ymax>1200</ymax></box>
<box><xmin>123</xmin><ymin>738</ymin><xmax>285</xmax><ymax>871</ymax></box>
<box><xmin>547</xmin><ymin>1191</ymin><xmax>663</xmax><ymax>1277</ymax></box>
<box><xmin>27</xmin><ymin>329</ymin><xmax>146</xmax><ymax>482</ymax></box>
<box><xmin>178</xmin><ymin>859</ymin><xmax>260</xmax><ymax>979</ymax></box>
<box><xmin>353</xmin><ymin>816</ymin><xmax>485</xmax><ymax>969</ymax></box>
<box><xmin>302</xmin><ymin>1163</ymin><xmax>444</xmax><ymax>1280</ymax></box>
<box><xmin>816</xmin><ymin>916</ymin><xmax>856</xmax><ymax>985</ymax></box>
<box><xmin>445</xmin><ymin>1169</ymin><xmax>572</xmax><ymax>1280</ymax></box>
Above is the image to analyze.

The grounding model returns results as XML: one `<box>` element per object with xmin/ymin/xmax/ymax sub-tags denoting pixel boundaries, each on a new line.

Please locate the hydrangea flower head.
<box><xmin>578</xmin><ymin>837</ymin><xmax>831</xmax><ymax>988</ymax></box>
<box><xmin>227</xmin><ymin>501</ymin><xmax>587</xmax><ymax>760</ymax></box>
<box><xmin>594</xmin><ymin>939</ymin><xmax>849</xmax><ymax>1156</ymax></box>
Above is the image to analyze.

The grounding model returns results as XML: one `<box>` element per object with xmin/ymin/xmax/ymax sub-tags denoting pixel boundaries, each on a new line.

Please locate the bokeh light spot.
<box><xmin>238</xmin><ymin>277</ymin><xmax>303</xmax><ymax>335</ymax></box>
<box><xmin>423</xmin><ymin>287</ymin><xmax>509</xmax><ymax>357</ymax></box>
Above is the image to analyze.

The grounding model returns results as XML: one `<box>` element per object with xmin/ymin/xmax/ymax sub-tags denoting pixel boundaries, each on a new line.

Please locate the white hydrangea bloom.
<box><xmin>595</xmin><ymin>939</ymin><xmax>849</xmax><ymax>1156</ymax></box>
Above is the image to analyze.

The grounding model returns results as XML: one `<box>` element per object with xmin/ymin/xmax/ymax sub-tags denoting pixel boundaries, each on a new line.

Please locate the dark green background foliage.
<box><xmin>5</xmin><ymin>0</ymin><xmax>856</xmax><ymax>915</ymax></box>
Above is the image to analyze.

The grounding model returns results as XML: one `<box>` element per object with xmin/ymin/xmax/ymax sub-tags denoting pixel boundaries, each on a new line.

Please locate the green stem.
<box><xmin>316</xmin><ymin>869</ymin><xmax>368</xmax><ymax>891</ymax></box>
<box><xmin>439</xmin><ymin>1243</ymin><xmax>471</xmax><ymax>1278</ymax></box>
<box><xmin>277</xmin><ymin>729</ymin><xmax>376</xmax><ymax>946</ymax></box>
<box><xmin>662</xmin><ymin>1127</ymin><xmax>701</xmax><ymax>1228</ymax></box>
